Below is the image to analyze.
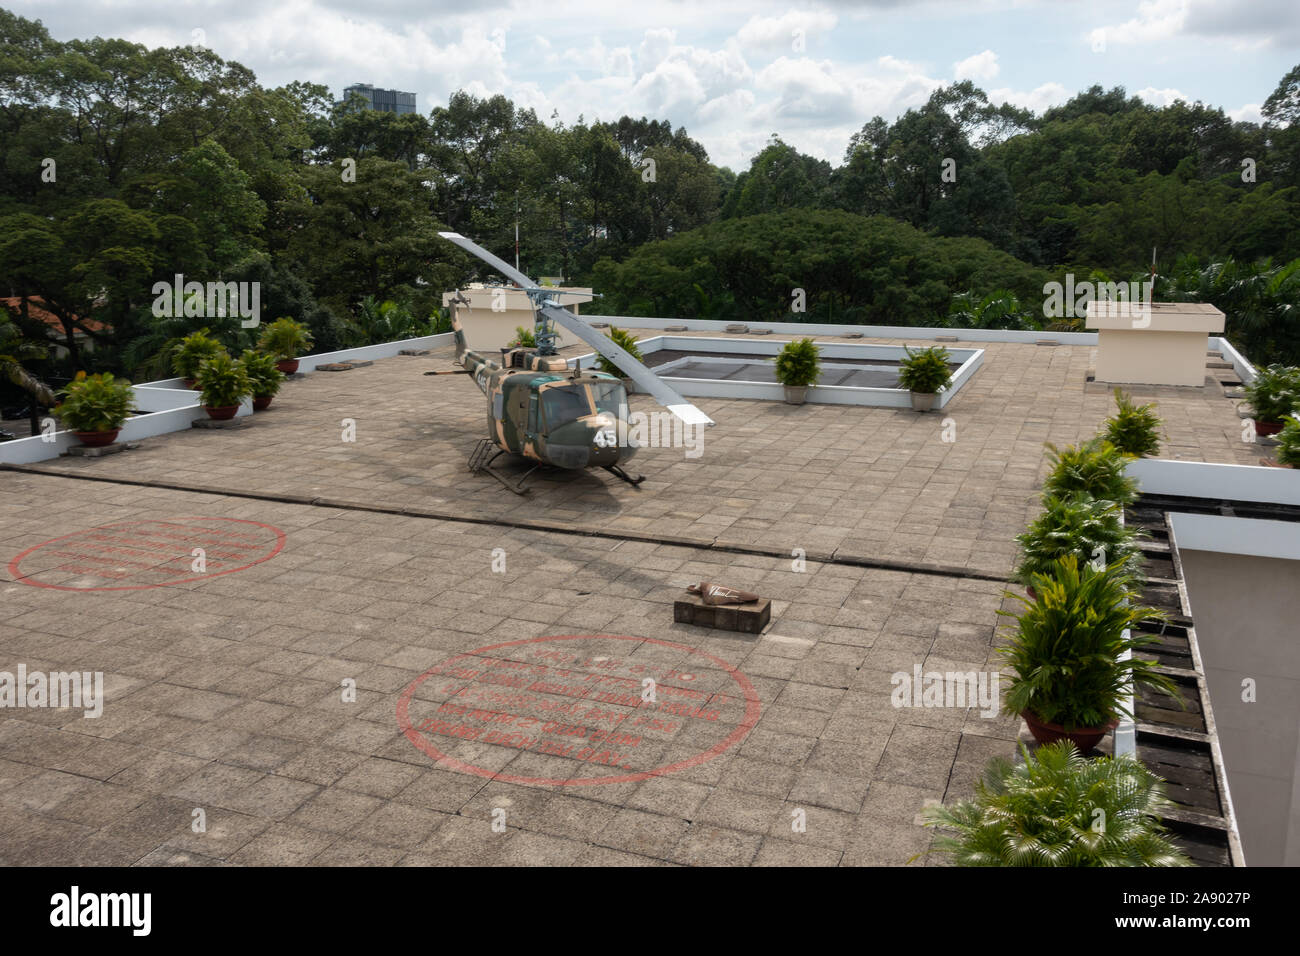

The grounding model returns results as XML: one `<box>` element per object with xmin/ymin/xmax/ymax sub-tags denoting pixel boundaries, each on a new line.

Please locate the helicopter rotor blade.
<box><xmin>539</xmin><ymin>304</ymin><xmax>714</xmax><ymax>427</ymax></box>
<box><xmin>438</xmin><ymin>231</ymin><xmax>538</xmax><ymax>290</ymax></box>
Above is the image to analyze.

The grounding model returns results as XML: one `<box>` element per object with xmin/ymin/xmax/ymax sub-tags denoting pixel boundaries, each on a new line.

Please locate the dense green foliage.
<box><xmin>596</xmin><ymin>327</ymin><xmax>642</xmax><ymax>377</ymax></box>
<box><xmin>1277</xmin><ymin>416</ymin><xmax>1300</xmax><ymax>467</ymax></box>
<box><xmin>924</xmin><ymin>741</ymin><xmax>1191</xmax><ymax>867</ymax></box>
<box><xmin>1242</xmin><ymin>364</ymin><xmax>1300</xmax><ymax>422</ymax></box>
<box><xmin>1015</xmin><ymin>494</ymin><xmax>1145</xmax><ymax>585</ymax></box>
<box><xmin>1103</xmin><ymin>389</ymin><xmax>1163</xmax><ymax>457</ymax></box>
<box><xmin>897</xmin><ymin>346</ymin><xmax>953</xmax><ymax>393</ymax></box>
<box><xmin>54</xmin><ymin>372</ymin><xmax>135</xmax><ymax>431</ymax></box>
<box><xmin>774</xmin><ymin>338</ymin><xmax>821</xmax><ymax>388</ymax></box>
<box><xmin>195</xmin><ymin>351</ymin><xmax>251</xmax><ymax>407</ymax></box>
<box><xmin>256</xmin><ymin>318</ymin><xmax>313</xmax><ymax>361</ymax></box>
<box><xmin>1000</xmin><ymin>556</ymin><xmax>1176</xmax><ymax>729</ymax></box>
<box><xmin>171</xmin><ymin>330</ymin><xmax>225</xmax><ymax>381</ymax></box>
<box><xmin>238</xmin><ymin>349</ymin><xmax>283</xmax><ymax>398</ymax></box>
<box><xmin>2</xmin><ymin>7</ymin><xmax>1298</xmax><ymax>410</ymax></box>
<box><xmin>1042</xmin><ymin>438</ymin><xmax>1139</xmax><ymax>506</ymax></box>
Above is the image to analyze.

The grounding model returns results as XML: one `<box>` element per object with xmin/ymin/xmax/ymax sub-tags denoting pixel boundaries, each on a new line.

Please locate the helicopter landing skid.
<box><xmin>468</xmin><ymin>439</ymin><xmax>535</xmax><ymax>496</ymax></box>
<box><xmin>603</xmin><ymin>464</ymin><xmax>645</xmax><ymax>487</ymax></box>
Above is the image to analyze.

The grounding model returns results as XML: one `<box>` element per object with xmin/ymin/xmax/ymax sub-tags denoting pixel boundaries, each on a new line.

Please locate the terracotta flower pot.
<box><xmin>1255</xmin><ymin>418</ymin><xmax>1284</xmax><ymax>437</ymax></box>
<box><xmin>1021</xmin><ymin>710</ymin><xmax>1119</xmax><ymax>754</ymax></box>
<box><xmin>275</xmin><ymin>359</ymin><xmax>299</xmax><ymax>375</ymax></box>
<box><xmin>204</xmin><ymin>405</ymin><xmax>240</xmax><ymax>420</ymax></box>
<box><xmin>182</xmin><ymin>378</ymin><xmax>197</xmax><ymax>390</ymax></box>
<box><xmin>253</xmin><ymin>395</ymin><xmax>273</xmax><ymax>411</ymax></box>
<box><xmin>74</xmin><ymin>428</ymin><xmax>120</xmax><ymax>447</ymax></box>
<box><xmin>783</xmin><ymin>385</ymin><xmax>808</xmax><ymax>405</ymax></box>
<box><xmin>1025</xmin><ymin>585</ymin><xmax>1038</xmax><ymax>602</ymax></box>
<box><xmin>910</xmin><ymin>391</ymin><xmax>937</xmax><ymax>412</ymax></box>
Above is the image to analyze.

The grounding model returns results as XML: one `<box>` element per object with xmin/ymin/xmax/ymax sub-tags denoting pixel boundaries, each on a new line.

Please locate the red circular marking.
<box><xmin>8</xmin><ymin>517</ymin><xmax>286</xmax><ymax>591</ymax></box>
<box><xmin>397</xmin><ymin>634</ymin><xmax>762</xmax><ymax>786</ymax></box>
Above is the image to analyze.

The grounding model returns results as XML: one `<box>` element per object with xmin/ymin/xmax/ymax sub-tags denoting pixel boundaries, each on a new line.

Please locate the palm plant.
<box><xmin>1000</xmin><ymin>556</ymin><xmax>1178</xmax><ymax>731</ymax></box>
<box><xmin>1276</xmin><ymin>416</ymin><xmax>1300</xmax><ymax>468</ymax></box>
<box><xmin>1015</xmin><ymin>494</ymin><xmax>1145</xmax><ymax>585</ymax></box>
<box><xmin>1103</xmin><ymin>388</ymin><xmax>1162</xmax><ymax>457</ymax></box>
<box><xmin>195</xmin><ymin>351</ymin><xmax>252</xmax><ymax>409</ymax></box>
<box><xmin>237</xmin><ymin>350</ymin><xmax>283</xmax><ymax>400</ymax></box>
<box><xmin>257</xmin><ymin>317</ymin><xmax>314</xmax><ymax>361</ymax></box>
<box><xmin>597</xmin><ymin>326</ymin><xmax>643</xmax><ymax>377</ymax></box>
<box><xmin>1241</xmin><ymin>364</ymin><xmax>1300</xmax><ymax>425</ymax></box>
<box><xmin>171</xmin><ymin>329</ymin><xmax>226</xmax><ymax>383</ymax></box>
<box><xmin>923</xmin><ymin>741</ymin><xmax>1192</xmax><ymax>867</ymax></box>
<box><xmin>508</xmin><ymin>326</ymin><xmax>537</xmax><ymax>348</ymax></box>
<box><xmin>347</xmin><ymin>296</ymin><xmax>433</xmax><ymax>347</ymax></box>
<box><xmin>1042</xmin><ymin>437</ymin><xmax>1139</xmax><ymax>506</ymax></box>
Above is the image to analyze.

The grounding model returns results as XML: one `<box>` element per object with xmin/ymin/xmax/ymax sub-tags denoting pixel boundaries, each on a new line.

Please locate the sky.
<box><xmin>10</xmin><ymin>0</ymin><xmax>1300</xmax><ymax>170</ymax></box>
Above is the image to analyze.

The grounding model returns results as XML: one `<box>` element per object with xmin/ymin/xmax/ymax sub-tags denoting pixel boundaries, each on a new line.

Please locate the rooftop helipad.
<box><xmin>0</xmin><ymin>327</ymin><xmax>1261</xmax><ymax>866</ymax></box>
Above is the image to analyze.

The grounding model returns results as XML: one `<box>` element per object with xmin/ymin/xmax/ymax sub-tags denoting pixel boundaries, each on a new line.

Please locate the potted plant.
<box><xmin>1103</xmin><ymin>388</ymin><xmax>1162</xmax><ymax>457</ymax></box>
<box><xmin>507</xmin><ymin>326</ymin><xmax>536</xmax><ymax>349</ymax></box>
<box><xmin>171</xmin><ymin>329</ymin><xmax>224</xmax><ymax>388</ymax></box>
<box><xmin>1275</xmin><ymin>415</ymin><xmax>1300</xmax><ymax>468</ymax></box>
<box><xmin>897</xmin><ymin>345</ymin><xmax>953</xmax><ymax>412</ymax></box>
<box><xmin>922</xmin><ymin>741</ymin><xmax>1191</xmax><ymax>866</ymax></box>
<box><xmin>54</xmin><ymin>372</ymin><xmax>136</xmax><ymax>446</ymax></box>
<box><xmin>1042</xmin><ymin>437</ymin><xmax>1139</xmax><ymax>507</ymax></box>
<box><xmin>597</xmin><ymin>326</ymin><xmax>643</xmax><ymax>392</ymax></box>
<box><xmin>999</xmin><ymin>555</ymin><xmax>1179</xmax><ymax>753</ymax></box>
<box><xmin>238</xmin><ymin>350</ymin><xmax>284</xmax><ymax>411</ymax></box>
<box><xmin>257</xmin><ymin>317</ymin><xmax>314</xmax><ymax>374</ymax></box>
<box><xmin>1241</xmin><ymin>364</ymin><xmax>1300</xmax><ymax>437</ymax></box>
<box><xmin>195</xmin><ymin>351</ymin><xmax>252</xmax><ymax>420</ymax></box>
<box><xmin>1015</xmin><ymin>493</ymin><xmax>1145</xmax><ymax>596</ymax></box>
<box><xmin>775</xmin><ymin>337</ymin><xmax>820</xmax><ymax>404</ymax></box>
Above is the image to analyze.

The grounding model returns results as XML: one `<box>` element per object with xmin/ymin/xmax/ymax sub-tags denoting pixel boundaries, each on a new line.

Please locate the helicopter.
<box><xmin>432</xmin><ymin>231</ymin><xmax>714</xmax><ymax>494</ymax></box>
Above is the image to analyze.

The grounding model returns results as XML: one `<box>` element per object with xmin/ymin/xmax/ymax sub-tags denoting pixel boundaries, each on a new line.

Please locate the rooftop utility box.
<box><xmin>442</xmin><ymin>284</ymin><xmax>593</xmax><ymax>352</ymax></box>
<box><xmin>1085</xmin><ymin>301</ymin><xmax>1225</xmax><ymax>387</ymax></box>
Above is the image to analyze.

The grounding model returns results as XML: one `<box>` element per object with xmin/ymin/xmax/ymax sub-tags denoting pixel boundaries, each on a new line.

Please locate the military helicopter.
<box><xmin>432</xmin><ymin>232</ymin><xmax>714</xmax><ymax>494</ymax></box>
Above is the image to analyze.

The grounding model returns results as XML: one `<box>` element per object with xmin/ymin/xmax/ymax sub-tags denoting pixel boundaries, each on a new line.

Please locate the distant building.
<box><xmin>340</xmin><ymin>83</ymin><xmax>417</xmax><ymax>115</ymax></box>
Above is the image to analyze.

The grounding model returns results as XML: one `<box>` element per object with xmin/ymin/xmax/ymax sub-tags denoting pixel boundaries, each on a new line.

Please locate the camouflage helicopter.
<box><xmin>433</xmin><ymin>231</ymin><xmax>713</xmax><ymax>494</ymax></box>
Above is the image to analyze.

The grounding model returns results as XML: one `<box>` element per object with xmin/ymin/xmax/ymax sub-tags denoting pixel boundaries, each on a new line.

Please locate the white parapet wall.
<box><xmin>1130</xmin><ymin>458</ymin><xmax>1300</xmax><ymax>506</ymax></box>
<box><xmin>572</xmin><ymin>334</ymin><xmax>984</xmax><ymax>409</ymax></box>
<box><xmin>0</xmin><ymin>332</ymin><xmax>456</xmax><ymax>466</ymax></box>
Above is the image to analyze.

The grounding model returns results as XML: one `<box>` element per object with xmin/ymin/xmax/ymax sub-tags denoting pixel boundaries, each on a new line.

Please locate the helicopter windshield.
<box><xmin>541</xmin><ymin>386</ymin><xmax>593</xmax><ymax>430</ymax></box>
<box><xmin>590</xmin><ymin>380</ymin><xmax>627</xmax><ymax>415</ymax></box>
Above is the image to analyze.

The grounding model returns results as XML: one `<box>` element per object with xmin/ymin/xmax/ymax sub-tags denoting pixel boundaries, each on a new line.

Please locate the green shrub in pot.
<box><xmin>922</xmin><ymin>741</ymin><xmax>1191</xmax><ymax>867</ymax></box>
<box><xmin>1102</xmin><ymin>388</ymin><xmax>1162</xmax><ymax>457</ymax></box>
<box><xmin>195</xmin><ymin>351</ymin><xmax>252</xmax><ymax>418</ymax></box>
<box><xmin>1042</xmin><ymin>437</ymin><xmax>1139</xmax><ymax>507</ymax></box>
<box><xmin>171</xmin><ymin>329</ymin><xmax>224</xmax><ymax>383</ymax></box>
<box><xmin>1241</xmin><ymin>364</ymin><xmax>1300</xmax><ymax>434</ymax></box>
<box><xmin>1275</xmin><ymin>415</ymin><xmax>1300</xmax><ymax>467</ymax></box>
<box><xmin>898</xmin><ymin>345</ymin><xmax>953</xmax><ymax>411</ymax></box>
<box><xmin>1015</xmin><ymin>493</ymin><xmax>1145</xmax><ymax>586</ymax></box>
<box><xmin>257</xmin><ymin>317</ymin><xmax>314</xmax><ymax>371</ymax></box>
<box><xmin>55</xmin><ymin>372</ymin><xmax>136</xmax><ymax>443</ymax></box>
<box><xmin>774</xmin><ymin>337</ymin><xmax>820</xmax><ymax>404</ymax></box>
<box><xmin>238</xmin><ymin>350</ymin><xmax>284</xmax><ymax>410</ymax></box>
<box><xmin>999</xmin><ymin>555</ymin><xmax>1180</xmax><ymax>748</ymax></box>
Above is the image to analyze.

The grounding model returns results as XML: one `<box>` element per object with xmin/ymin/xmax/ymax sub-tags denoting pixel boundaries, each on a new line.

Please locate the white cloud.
<box><xmin>988</xmin><ymin>82</ymin><xmax>1070</xmax><ymax>116</ymax></box>
<box><xmin>1137</xmin><ymin>85</ymin><xmax>1189</xmax><ymax>107</ymax></box>
<box><xmin>1228</xmin><ymin>102</ymin><xmax>1264</xmax><ymax>124</ymax></box>
<box><xmin>953</xmin><ymin>50</ymin><xmax>999</xmax><ymax>82</ymax></box>
<box><xmin>736</xmin><ymin>9</ymin><xmax>838</xmax><ymax>55</ymax></box>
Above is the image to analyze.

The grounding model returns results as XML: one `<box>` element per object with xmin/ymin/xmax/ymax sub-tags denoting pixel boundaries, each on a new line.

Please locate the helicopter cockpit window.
<box><xmin>590</xmin><ymin>381</ymin><xmax>627</xmax><ymax>416</ymax></box>
<box><xmin>540</xmin><ymin>386</ymin><xmax>593</xmax><ymax>431</ymax></box>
